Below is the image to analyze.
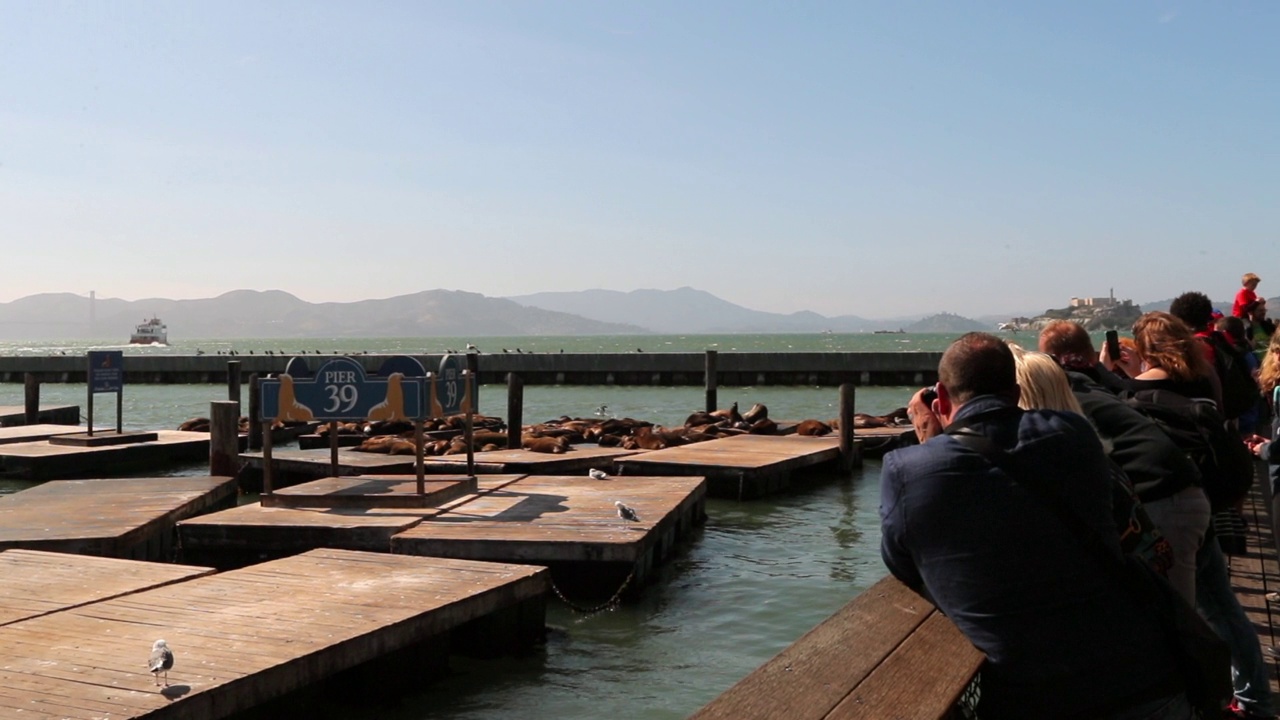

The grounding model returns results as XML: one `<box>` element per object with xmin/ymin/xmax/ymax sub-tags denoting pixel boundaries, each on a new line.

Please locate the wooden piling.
<box><xmin>226</xmin><ymin>360</ymin><xmax>241</xmax><ymax>405</ymax></box>
<box><xmin>23</xmin><ymin>373</ymin><xmax>38</xmax><ymax>425</ymax></box>
<box><xmin>705</xmin><ymin>350</ymin><xmax>718</xmax><ymax>412</ymax></box>
<box><xmin>210</xmin><ymin>400</ymin><xmax>241</xmax><ymax>477</ymax></box>
<box><xmin>507</xmin><ymin>373</ymin><xmax>524</xmax><ymax>452</ymax></box>
<box><xmin>838</xmin><ymin>383</ymin><xmax>859</xmax><ymax>472</ymax></box>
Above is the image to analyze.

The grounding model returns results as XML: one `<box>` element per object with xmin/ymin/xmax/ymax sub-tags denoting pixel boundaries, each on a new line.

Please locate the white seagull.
<box><xmin>148</xmin><ymin>639</ymin><xmax>174</xmax><ymax>687</ymax></box>
<box><xmin>466</xmin><ymin>343</ymin><xmax>480</xmax><ymax>353</ymax></box>
<box><xmin>589</xmin><ymin>468</ymin><xmax>609</xmax><ymax>480</ymax></box>
<box><xmin>614</xmin><ymin>500</ymin><xmax>640</xmax><ymax>522</ymax></box>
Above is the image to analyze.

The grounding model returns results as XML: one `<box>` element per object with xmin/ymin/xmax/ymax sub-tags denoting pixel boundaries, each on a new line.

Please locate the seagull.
<box><xmin>615</xmin><ymin>500</ymin><xmax>640</xmax><ymax>522</ymax></box>
<box><xmin>594</xmin><ymin>404</ymin><xmax>609</xmax><ymax>418</ymax></box>
<box><xmin>589</xmin><ymin>468</ymin><xmax>609</xmax><ymax>480</ymax></box>
<box><xmin>466</xmin><ymin>343</ymin><xmax>480</xmax><ymax>353</ymax></box>
<box><xmin>148</xmin><ymin>639</ymin><xmax>174</xmax><ymax>687</ymax></box>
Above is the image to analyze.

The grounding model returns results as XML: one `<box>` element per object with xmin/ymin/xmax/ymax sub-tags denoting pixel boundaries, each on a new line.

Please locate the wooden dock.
<box><xmin>0</xmin><ymin>403</ymin><xmax>80</xmax><ymax>427</ymax></box>
<box><xmin>0</xmin><ymin>550</ymin><xmax>214</xmax><ymax>627</ymax></box>
<box><xmin>261</xmin><ymin>474</ymin><xmax>478</xmax><ymax>509</ymax></box>
<box><xmin>0</xmin><ymin>548</ymin><xmax>548</xmax><ymax>720</ymax></box>
<box><xmin>392</xmin><ymin>473</ymin><xmax>707</xmax><ymax>597</ymax></box>
<box><xmin>179</xmin><ymin>472</ymin><xmax>706</xmax><ymax>596</ymax></box>
<box><xmin>0</xmin><ymin>430</ymin><xmax>211</xmax><ymax>481</ymax></box>
<box><xmin>421</xmin><ymin>444</ymin><xmax>642</xmax><ymax>474</ymax></box>
<box><xmin>616</xmin><ymin>434</ymin><xmax>845</xmax><ymax>499</ymax></box>
<box><xmin>0</xmin><ymin>476</ymin><xmax>237</xmax><ymax>561</ymax></box>
<box><xmin>0</xmin><ymin>423</ymin><xmax>98</xmax><ymax>446</ymax></box>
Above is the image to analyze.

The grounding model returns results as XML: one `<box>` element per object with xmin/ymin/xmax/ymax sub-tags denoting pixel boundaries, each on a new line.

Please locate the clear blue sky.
<box><xmin>2</xmin><ymin>2</ymin><xmax>1276</xmax><ymax>319</ymax></box>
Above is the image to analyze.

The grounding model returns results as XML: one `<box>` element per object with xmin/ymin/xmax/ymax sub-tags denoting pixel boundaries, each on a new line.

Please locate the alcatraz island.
<box><xmin>1001</xmin><ymin>290</ymin><xmax>1141</xmax><ymax>333</ymax></box>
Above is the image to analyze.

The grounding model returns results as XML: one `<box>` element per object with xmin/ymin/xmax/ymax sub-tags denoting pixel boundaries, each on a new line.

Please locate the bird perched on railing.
<box><xmin>148</xmin><ymin>639</ymin><xmax>174</xmax><ymax>687</ymax></box>
<box><xmin>615</xmin><ymin>501</ymin><xmax>640</xmax><ymax>522</ymax></box>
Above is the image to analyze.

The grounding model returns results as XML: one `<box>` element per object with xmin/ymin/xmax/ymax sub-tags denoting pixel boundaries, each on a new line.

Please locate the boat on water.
<box><xmin>130</xmin><ymin>317</ymin><xmax>168</xmax><ymax>345</ymax></box>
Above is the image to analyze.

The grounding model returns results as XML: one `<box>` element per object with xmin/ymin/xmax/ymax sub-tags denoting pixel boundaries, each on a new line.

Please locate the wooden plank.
<box><xmin>689</xmin><ymin>576</ymin><xmax>938</xmax><ymax>720</ymax></box>
<box><xmin>0</xmin><ymin>404</ymin><xmax>80</xmax><ymax>427</ymax></box>
<box><xmin>0</xmin><ymin>550</ymin><xmax>215</xmax><ymax>626</ymax></box>
<box><xmin>618</xmin><ymin>435</ymin><xmax>841</xmax><ymax>471</ymax></box>
<box><xmin>0</xmin><ymin>548</ymin><xmax>549</xmax><ymax>720</ymax></box>
<box><xmin>1228</xmin><ymin>479</ymin><xmax>1280</xmax><ymax>698</ymax></box>
<box><xmin>421</xmin><ymin>444</ymin><xmax>642</xmax><ymax>474</ymax></box>
<box><xmin>826</xmin><ymin>611</ymin><xmax>983</xmax><ymax>719</ymax></box>
<box><xmin>0</xmin><ymin>477</ymin><xmax>237</xmax><ymax>558</ymax></box>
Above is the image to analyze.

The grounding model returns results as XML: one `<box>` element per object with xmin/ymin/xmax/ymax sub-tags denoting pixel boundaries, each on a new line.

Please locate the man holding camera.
<box><xmin>881</xmin><ymin>332</ymin><xmax>1190</xmax><ymax>719</ymax></box>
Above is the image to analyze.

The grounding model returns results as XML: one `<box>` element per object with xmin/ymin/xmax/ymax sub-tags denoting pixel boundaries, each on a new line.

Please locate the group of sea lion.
<box><xmin>176</xmin><ymin>403</ymin><xmax>911</xmax><ymax>456</ymax></box>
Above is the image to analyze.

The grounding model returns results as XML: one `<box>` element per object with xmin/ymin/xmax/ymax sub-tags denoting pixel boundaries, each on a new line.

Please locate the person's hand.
<box><xmin>1245</xmin><ymin>434</ymin><xmax>1270</xmax><ymax>457</ymax></box>
<box><xmin>1111</xmin><ymin>346</ymin><xmax>1142</xmax><ymax>378</ymax></box>
<box><xmin>907</xmin><ymin>387</ymin><xmax>943</xmax><ymax>443</ymax></box>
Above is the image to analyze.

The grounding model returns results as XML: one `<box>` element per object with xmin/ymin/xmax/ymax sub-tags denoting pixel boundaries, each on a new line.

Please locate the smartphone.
<box><xmin>1105</xmin><ymin>330</ymin><xmax>1121</xmax><ymax>360</ymax></box>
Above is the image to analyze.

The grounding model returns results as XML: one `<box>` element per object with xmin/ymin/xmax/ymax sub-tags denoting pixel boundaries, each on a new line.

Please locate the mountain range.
<box><xmin>0</xmin><ymin>289</ymin><xmax>1261</xmax><ymax>340</ymax></box>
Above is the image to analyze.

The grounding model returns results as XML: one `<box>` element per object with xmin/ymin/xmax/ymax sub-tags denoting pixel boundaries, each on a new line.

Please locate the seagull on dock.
<box><xmin>615</xmin><ymin>501</ymin><xmax>640</xmax><ymax>522</ymax></box>
<box><xmin>148</xmin><ymin>639</ymin><xmax>174</xmax><ymax>687</ymax></box>
<box><xmin>589</xmin><ymin>468</ymin><xmax>609</xmax><ymax>480</ymax></box>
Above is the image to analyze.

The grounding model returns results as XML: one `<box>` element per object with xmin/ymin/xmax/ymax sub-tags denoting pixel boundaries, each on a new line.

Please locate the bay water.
<box><xmin>0</xmin><ymin>333</ymin><xmax>990</xmax><ymax>718</ymax></box>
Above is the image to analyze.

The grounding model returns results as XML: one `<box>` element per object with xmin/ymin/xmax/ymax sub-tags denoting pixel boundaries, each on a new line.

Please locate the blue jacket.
<box><xmin>880</xmin><ymin>395</ymin><xmax>1180</xmax><ymax>719</ymax></box>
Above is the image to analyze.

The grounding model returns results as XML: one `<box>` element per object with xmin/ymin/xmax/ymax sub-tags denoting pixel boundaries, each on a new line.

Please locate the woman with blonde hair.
<box><xmin>1257</xmin><ymin>331</ymin><xmax>1280</xmax><ymax>408</ymax></box>
<box><xmin>1007</xmin><ymin>343</ymin><xmax>1085</xmax><ymax>414</ymax></box>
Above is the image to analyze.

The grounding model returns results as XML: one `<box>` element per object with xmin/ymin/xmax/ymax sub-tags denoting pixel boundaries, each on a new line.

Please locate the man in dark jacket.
<box><xmin>881</xmin><ymin>332</ymin><xmax>1188</xmax><ymax>719</ymax></box>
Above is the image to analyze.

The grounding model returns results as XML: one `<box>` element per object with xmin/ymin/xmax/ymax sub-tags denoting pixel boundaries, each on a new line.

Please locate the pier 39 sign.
<box><xmin>260</xmin><ymin>357</ymin><xmax>425</xmax><ymax>423</ymax></box>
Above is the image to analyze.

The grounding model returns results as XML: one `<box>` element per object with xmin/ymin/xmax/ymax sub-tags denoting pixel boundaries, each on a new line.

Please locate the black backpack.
<box><xmin>1123</xmin><ymin>388</ymin><xmax>1254</xmax><ymax>511</ymax></box>
<box><xmin>1204</xmin><ymin>331</ymin><xmax>1260</xmax><ymax>420</ymax></box>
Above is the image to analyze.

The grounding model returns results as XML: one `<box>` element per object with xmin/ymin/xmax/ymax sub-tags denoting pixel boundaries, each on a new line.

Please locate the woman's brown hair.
<box><xmin>1131</xmin><ymin>311</ymin><xmax>1214</xmax><ymax>383</ymax></box>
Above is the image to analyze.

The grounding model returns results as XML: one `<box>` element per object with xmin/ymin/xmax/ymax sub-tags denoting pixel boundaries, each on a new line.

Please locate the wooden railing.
<box><xmin>689</xmin><ymin>575</ymin><xmax>983</xmax><ymax>720</ymax></box>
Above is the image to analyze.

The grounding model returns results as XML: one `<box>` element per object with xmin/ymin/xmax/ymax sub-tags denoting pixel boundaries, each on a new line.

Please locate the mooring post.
<box><xmin>466</xmin><ymin>352</ymin><xmax>480</xmax><ymax>411</ymax></box>
<box><xmin>705</xmin><ymin>350</ymin><xmax>718</xmax><ymax>412</ymax></box>
<box><xmin>209</xmin><ymin>400</ymin><xmax>241</xmax><ymax>477</ymax></box>
<box><xmin>838</xmin><ymin>383</ymin><xmax>860</xmax><ymax>472</ymax></box>
<box><xmin>226</xmin><ymin>360</ymin><xmax>241</xmax><ymax>405</ymax></box>
<box><xmin>507</xmin><ymin>373</ymin><xmax>524</xmax><ymax>451</ymax></box>
<box><xmin>23</xmin><ymin>373</ymin><xmax>39</xmax><ymax>425</ymax></box>
<box><xmin>247</xmin><ymin>373</ymin><xmax>262</xmax><ymax>450</ymax></box>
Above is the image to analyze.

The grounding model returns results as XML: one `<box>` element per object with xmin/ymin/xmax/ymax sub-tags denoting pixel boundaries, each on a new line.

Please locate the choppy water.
<box><xmin>0</xmin><ymin>334</ymin><xmax>951</xmax><ymax>718</ymax></box>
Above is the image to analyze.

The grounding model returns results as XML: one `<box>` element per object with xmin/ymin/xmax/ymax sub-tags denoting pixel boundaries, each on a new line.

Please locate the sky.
<box><xmin>1</xmin><ymin>2</ymin><xmax>1277</xmax><ymax>319</ymax></box>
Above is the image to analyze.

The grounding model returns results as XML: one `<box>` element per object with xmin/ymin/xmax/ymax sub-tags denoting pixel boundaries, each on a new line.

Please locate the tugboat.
<box><xmin>130</xmin><ymin>317</ymin><xmax>168</xmax><ymax>345</ymax></box>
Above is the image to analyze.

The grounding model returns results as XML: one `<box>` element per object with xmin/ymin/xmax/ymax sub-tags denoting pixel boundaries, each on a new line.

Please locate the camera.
<box><xmin>920</xmin><ymin>385</ymin><xmax>938</xmax><ymax>405</ymax></box>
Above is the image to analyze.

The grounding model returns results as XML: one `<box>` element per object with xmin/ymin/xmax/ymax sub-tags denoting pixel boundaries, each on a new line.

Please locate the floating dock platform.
<box><xmin>0</xmin><ymin>548</ymin><xmax>548</xmax><ymax>720</ymax></box>
<box><xmin>0</xmin><ymin>431</ymin><xmax>211</xmax><ymax>481</ymax></box>
<box><xmin>392</xmin><ymin>473</ymin><xmax>706</xmax><ymax>598</ymax></box>
<box><xmin>616</xmin><ymin>434</ymin><xmax>845</xmax><ymax>499</ymax></box>
<box><xmin>179</xmin><ymin>473</ymin><xmax>706</xmax><ymax>596</ymax></box>
<box><xmin>0</xmin><ymin>403</ymin><xmax>80</xmax><ymax>427</ymax></box>
<box><xmin>0</xmin><ymin>549</ymin><xmax>215</xmax><ymax>627</ymax></box>
<box><xmin>0</xmin><ymin>423</ymin><xmax>100</xmax><ymax>446</ymax></box>
<box><xmin>0</xmin><ymin>476</ymin><xmax>237</xmax><ymax>560</ymax></box>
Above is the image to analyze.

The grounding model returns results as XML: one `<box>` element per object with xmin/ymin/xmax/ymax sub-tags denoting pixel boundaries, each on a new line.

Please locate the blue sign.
<box><xmin>433</xmin><ymin>354</ymin><xmax>471</xmax><ymax>417</ymax></box>
<box><xmin>88</xmin><ymin>351</ymin><xmax>123</xmax><ymax>393</ymax></box>
<box><xmin>260</xmin><ymin>356</ymin><xmax>424</xmax><ymax>422</ymax></box>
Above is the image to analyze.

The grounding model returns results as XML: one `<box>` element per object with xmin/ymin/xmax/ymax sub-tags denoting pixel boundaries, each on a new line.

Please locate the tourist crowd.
<box><xmin>881</xmin><ymin>275</ymin><xmax>1280</xmax><ymax>720</ymax></box>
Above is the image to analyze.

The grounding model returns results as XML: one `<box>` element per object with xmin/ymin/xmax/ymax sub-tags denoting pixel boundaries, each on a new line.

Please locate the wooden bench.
<box><xmin>690</xmin><ymin>574</ymin><xmax>984</xmax><ymax>720</ymax></box>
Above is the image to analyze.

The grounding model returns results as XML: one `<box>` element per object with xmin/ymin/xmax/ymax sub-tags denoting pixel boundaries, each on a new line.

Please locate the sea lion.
<box><xmin>795</xmin><ymin>419</ymin><xmax>833</xmax><ymax>436</ymax></box>
<box><xmin>367</xmin><ymin>373</ymin><xmax>408</xmax><ymax>422</ymax></box>
<box><xmin>276</xmin><ymin>374</ymin><xmax>314</xmax><ymax>422</ymax></box>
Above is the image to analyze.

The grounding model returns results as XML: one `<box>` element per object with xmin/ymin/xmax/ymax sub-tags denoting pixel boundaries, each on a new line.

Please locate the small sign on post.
<box><xmin>87</xmin><ymin>350</ymin><xmax>124</xmax><ymax>436</ymax></box>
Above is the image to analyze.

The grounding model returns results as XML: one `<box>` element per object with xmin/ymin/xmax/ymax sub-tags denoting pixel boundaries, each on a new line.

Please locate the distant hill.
<box><xmin>0</xmin><ymin>290</ymin><xmax>646</xmax><ymax>340</ymax></box>
<box><xmin>507</xmin><ymin>287</ymin><xmax>898</xmax><ymax>333</ymax></box>
<box><xmin>904</xmin><ymin>313</ymin><xmax>989</xmax><ymax>333</ymax></box>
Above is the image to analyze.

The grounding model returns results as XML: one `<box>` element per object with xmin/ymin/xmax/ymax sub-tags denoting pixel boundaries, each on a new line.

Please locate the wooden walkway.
<box><xmin>616</xmin><ymin>434</ymin><xmax>844</xmax><ymax>499</ymax></box>
<box><xmin>690</xmin><ymin>575</ymin><xmax>983</xmax><ymax>720</ymax></box>
<box><xmin>1228</xmin><ymin>470</ymin><xmax>1280</xmax><ymax>698</ymax></box>
<box><xmin>0</xmin><ymin>548</ymin><xmax>548</xmax><ymax>720</ymax></box>
<box><xmin>421</xmin><ymin>444</ymin><xmax>642</xmax><ymax>474</ymax></box>
<box><xmin>261</xmin><ymin>474</ymin><xmax>478</xmax><ymax>509</ymax></box>
<box><xmin>0</xmin><ymin>477</ymin><xmax>237</xmax><ymax>561</ymax></box>
<box><xmin>0</xmin><ymin>550</ymin><xmax>214</xmax><ymax>627</ymax></box>
<box><xmin>0</xmin><ymin>423</ymin><xmax>98</xmax><ymax>445</ymax></box>
<box><xmin>0</xmin><ymin>431</ymin><xmax>211</xmax><ymax>481</ymax></box>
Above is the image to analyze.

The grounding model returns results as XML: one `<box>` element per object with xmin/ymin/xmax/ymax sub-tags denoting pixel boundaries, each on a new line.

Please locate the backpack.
<box><xmin>1123</xmin><ymin>388</ymin><xmax>1254</xmax><ymax>511</ymax></box>
<box><xmin>1204</xmin><ymin>331</ymin><xmax>1261</xmax><ymax>420</ymax></box>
